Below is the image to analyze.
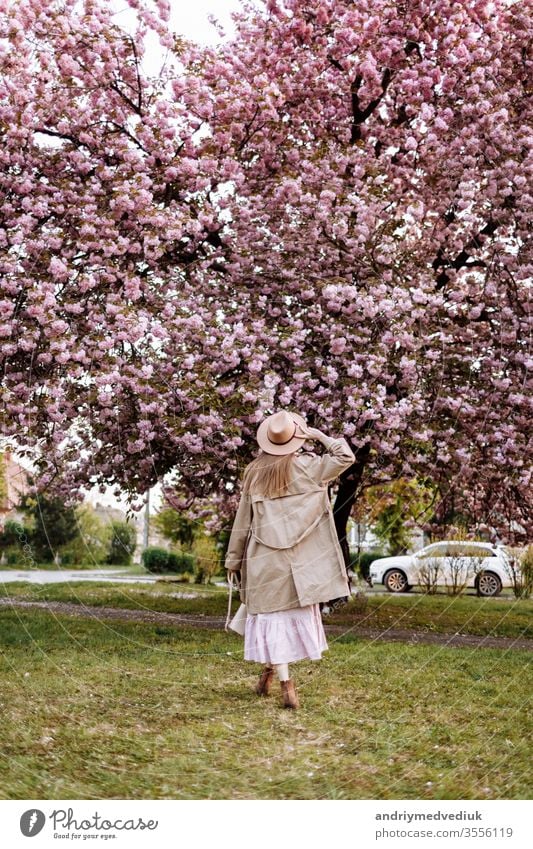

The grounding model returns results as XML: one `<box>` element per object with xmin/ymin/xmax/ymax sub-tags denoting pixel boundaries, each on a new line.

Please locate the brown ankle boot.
<box><xmin>255</xmin><ymin>665</ymin><xmax>274</xmax><ymax>696</ymax></box>
<box><xmin>280</xmin><ymin>678</ymin><xmax>299</xmax><ymax>709</ymax></box>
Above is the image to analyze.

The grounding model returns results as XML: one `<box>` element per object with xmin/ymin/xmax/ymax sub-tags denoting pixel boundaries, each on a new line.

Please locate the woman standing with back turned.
<box><xmin>225</xmin><ymin>410</ymin><xmax>355</xmax><ymax>710</ymax></box>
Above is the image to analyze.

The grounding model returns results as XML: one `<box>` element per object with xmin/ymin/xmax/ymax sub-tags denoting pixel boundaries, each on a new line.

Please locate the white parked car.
<box><xmin>369</xmin><ymin>541</ymin><xmax>514</xmax><ymax>597</ymax></box>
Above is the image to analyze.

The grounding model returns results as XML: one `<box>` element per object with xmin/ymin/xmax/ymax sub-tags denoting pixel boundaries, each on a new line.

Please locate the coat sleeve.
<box><xmin>300</xmin><ymin>436</ymin><xmax>355</xmax><ymax>485</ymax></box>
<box><xmin>225</xmin><ymin>492</ymin><xmax>253</xmax><ymax>572</ymax></box>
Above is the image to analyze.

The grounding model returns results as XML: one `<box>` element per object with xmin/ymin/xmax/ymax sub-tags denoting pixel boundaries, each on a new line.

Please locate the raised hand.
<box><xmin>295</xmin><ymin>423</ymin><xmax>325</xmax><ymax>440</ymax></box>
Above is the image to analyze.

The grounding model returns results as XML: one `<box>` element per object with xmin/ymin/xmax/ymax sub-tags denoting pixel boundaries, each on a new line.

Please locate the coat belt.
<box><xmin>249</xmin><ymin>508</ymin><xmax>328</xmax><ymax>550</ymax></box>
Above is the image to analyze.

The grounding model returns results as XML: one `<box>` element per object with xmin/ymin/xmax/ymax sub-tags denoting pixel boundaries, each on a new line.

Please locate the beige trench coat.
<box><xmin>225</xmin><ymin>436</ymin><xmax>355</xmax><ymax>615</ymax></box>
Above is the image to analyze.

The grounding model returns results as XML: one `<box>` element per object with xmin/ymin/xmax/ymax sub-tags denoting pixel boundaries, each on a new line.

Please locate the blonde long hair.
<box><xmin>242</xmin><ymin>451</ymin><xmax>295</xmax><ymax>498</ymax></box>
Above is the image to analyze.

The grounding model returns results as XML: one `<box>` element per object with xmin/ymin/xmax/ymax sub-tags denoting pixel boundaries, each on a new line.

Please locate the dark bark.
<box><xmin>350</xmin><ymin>68</ymin><xmax>393</xmax><ymax>144</ymax></box>
<box><xmin>433</xmin><ymin>194</ymin><xmax>516</xmax><ymax>290</ymax></box>
<box><xmin>333</xmin><ymin>444</ymin><xmax>371</xmax><ymax>568</ymax></box>
<box><xmin>321</xmin><ymin>444</ymin><xmax>371</xmax><ymax>609</ymax></box>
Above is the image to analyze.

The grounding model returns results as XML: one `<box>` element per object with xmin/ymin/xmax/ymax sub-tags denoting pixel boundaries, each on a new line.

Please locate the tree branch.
<box><xmin>433</xmin><ymin>219</ymin><xmax>499</xmax><ymax>290</ymax></box>
<box><xmin>350</xmin><ymin>67</ymin><xmax>393</xmax><ymax>143</ymax></box>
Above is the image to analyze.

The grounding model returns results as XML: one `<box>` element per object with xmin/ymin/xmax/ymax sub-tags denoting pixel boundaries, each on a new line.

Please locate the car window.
<box><xmin>452</xmin><ymin>545</ymin><xmax>496</xmax><ymax>558</ymax></box>
<box><xmin>446</xmin><ymin>544</ymin><xmax>473</xmax><ymax>557</ymax></box>
<box><xmin>419</xmin><ymin>544</ymin><xmax>448</xmax><ymax>558</ymax></box>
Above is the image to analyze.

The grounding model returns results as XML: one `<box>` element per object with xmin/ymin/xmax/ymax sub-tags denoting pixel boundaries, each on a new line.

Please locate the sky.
<box><xmin>164</xmin><ymin>0</ymin><xmax>242</xmax><ymax>43</ymax></box>
<box><xmin>112</xmin><ymin>0</ymin><xmax>243</xmax><ymax>63</ymax></box>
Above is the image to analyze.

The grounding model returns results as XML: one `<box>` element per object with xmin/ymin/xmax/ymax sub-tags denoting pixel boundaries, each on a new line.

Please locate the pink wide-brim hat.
<box><xmin>256</xmin><ymin>410</ymin><xmax>308</xmax><ymax>456</ymax></box>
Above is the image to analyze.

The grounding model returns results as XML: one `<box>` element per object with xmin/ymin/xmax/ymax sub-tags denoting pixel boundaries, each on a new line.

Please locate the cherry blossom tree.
<box><xmin>1</xmin><ymin>0</ymin><xmax>531</xmax><ymax>545</ymax></box>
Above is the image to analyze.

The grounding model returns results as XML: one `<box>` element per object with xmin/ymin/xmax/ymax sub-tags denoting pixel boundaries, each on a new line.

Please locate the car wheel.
<box><xmin>384</xmin><ymin>569</ymin><xmax>410</xmax><ymax>593</ymax></box>
<box><xmin>476</xmin><ymin>571</ymin><xmax>502</xmax><ymax>597</ymax></box>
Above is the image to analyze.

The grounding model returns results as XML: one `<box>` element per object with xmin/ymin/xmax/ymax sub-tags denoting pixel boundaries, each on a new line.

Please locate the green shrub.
<box><xmin>58</xmin><ymin>551</ymin><xmax>74</xmax><ymax>566</ymax></box>
<box><xmin>193</xmin><ymin>533</ymin><xmax>222</xmax><ymax>584</ymax></box>
<box><xmin>216</xmin><ymin>528</ymin><xmax>231</xmax><ymax>566</ymax></box>
<box><xmin>5</xmin><ymin>549</ymin><xmax>21</xmax><ymax>565</ymax></box>
<box><xmin>141</xmin><ymin>547</ymin><xmax>168</xmax><ymax>573</ymax></box>
<box><xmin>521</xmin><ymin>545</ymin><xmax>533</xmax><ymax>598</ymax></box>
<box><xmin>142</xmin><ymin>547</ymin><xmax>196</xmax><ymax>574</ymax></box>
<box><xmin>0</xmin><ymin>521</ymin><xmax>32</xmax><ymax>566</ymax></box>
<box><xmin>19</xmin><ymin>493</ymin><xmax>79</xmax><ymax>562</ymax></box>
<box><xmin>107</xmin><ymin>520</ymin><xmax>136</xmax><ymax>566</ymax></box>
<box><xmin>350</xmin><ymin>549</ymin><xmax>386</xmax><ymax>580</ymax></box>
<box><xmin>59</xmin><ymin>504</ymin><xmax>110</xmax><ymax>566</ymax></box>
<box><xmin>167</xmin><ymin>550</ymin><xmax>196</xmax><ymax>573</ymax></box>
<box><xmin>505</xmin><ymin>545</ymin><xmax>533</xmax><ymax>599</ymax></box>
<box><xmin>0</xmin><ymin>519</ymin><xmax>26</xmax><ymax>546</ymax></box>
<box><xmin>152</xmin><ymin>508</ymin><xmax>197</xmax><ymax>550</ymax></box>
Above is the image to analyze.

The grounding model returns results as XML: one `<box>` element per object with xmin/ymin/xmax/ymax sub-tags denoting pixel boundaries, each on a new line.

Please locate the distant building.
<box><xmin>91</xmin><ymin>501</ymin><xmax>129</xmax><ymax>526</ymax></box>
<box><xmin>0</xmin><ymin>450</ymin><xmax>30</xmax><ymax>530</ymax></box>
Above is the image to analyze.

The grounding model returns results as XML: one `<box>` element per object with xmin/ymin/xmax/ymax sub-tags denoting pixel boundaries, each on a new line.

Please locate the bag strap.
<box><xmin>225</xmin><ymin>571</ymin><xmax>240</xmax><ymax>632</ymax></box>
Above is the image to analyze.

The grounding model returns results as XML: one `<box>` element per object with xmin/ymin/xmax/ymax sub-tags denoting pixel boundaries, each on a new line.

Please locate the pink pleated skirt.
<box><xmin>244</xmin><ymin>603</ymin><xmax>328</xmax><ymax>664</ymax></box>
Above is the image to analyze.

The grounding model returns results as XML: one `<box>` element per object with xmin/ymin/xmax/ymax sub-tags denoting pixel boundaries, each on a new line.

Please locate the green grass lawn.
<box><xmin>1</xmin><ymin>580</ymin><xmax>532</xmax><ymax>639</ymax></box>
<box><xmin>0</xmin><ymin>608</ymin><xmax>530</xmax><ymax>799</ymax></box>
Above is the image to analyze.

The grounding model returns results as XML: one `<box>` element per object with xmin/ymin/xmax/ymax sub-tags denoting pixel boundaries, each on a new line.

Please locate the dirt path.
<box><xmin>1</xmin><ymin>597</ymin><xmax>532</xmax><ymax>651</ymax></box>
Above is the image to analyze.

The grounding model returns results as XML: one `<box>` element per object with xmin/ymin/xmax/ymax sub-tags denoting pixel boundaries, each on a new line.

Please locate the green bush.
<box><xmin>58</xmin><ymin>551</ymin><xmax>74</xmax><ymax>566</ymax></box>
<box><xmin>5</xmin><ymin>549</ymin><xmax>21</xmax><ymax>565</ymax></box>
<box><xmin>0</xmin><ymin>519</ymin><xmax>26</xmax><ymax>546</ymax></box>
<box><xmin>193</xmin><ymin>534</ymin><xmax>223</xmax><ymax>584</ymax></box>
<box><xmin>19</xmin><ymin>493</ymin><xmax>79</xmax><ymax>562</ymax></box>
<box><xmin>521</xmin><ymin>545</ymin><xmax>533</xmax><ymax>598</ymax></box>
<box><xmin>505</xmin><ymin>545</ymin><xmax>533</xmax><ymax>599</ymax></box>
<box><xmin>142</xmin><ymin>547</ymin><xmax>196</xmax><ymax>574</ymax></box>
<box><xmin>167</xmin><ymin>550</ymin><xmax>196</xmax><ymax>573</ymax></box>
<box><xmin>0</xmin><ymin>521</ymin><xmax>32</xmax><ymax>566</ymax></box>
<box><xmin>152</xmin><ymin>508</ymin><xmax>197</xmax><ymax>550</ymax></box>
<box><xmin>59</xmin><ymin>504</ymin><xmax>111</xmax><ymax>566</ymax></box>
<box><xmin>350</xmin><ymin>549</ymin><xmax>386</xmax><ymax>580</ymax></box>
<box><xmin>107</xmin><ymin>520</ymin><xmax>136</xmax><ymax>566</ymax></box>
<box><xmin>141</xmin><ymin>547</ymin><xmax>168</xmax><ymax>572</ymax></box>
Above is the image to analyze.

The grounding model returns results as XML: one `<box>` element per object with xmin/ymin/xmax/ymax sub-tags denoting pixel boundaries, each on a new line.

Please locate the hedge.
<box><xmin>141</xmin><ymin>546</ymin><xmax>196</xmax><ymax>574</ymax></box>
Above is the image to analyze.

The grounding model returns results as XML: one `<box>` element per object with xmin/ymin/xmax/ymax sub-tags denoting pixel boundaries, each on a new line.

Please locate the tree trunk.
<box><xmin>324</xmin><ymin>447</ymin><xmax>370</xmax><ymax>607</ymax></box>
<box><xmin>333</xmin><ymin>447</ymin><xmax>370</xmax><ymax>566</ymax></box>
